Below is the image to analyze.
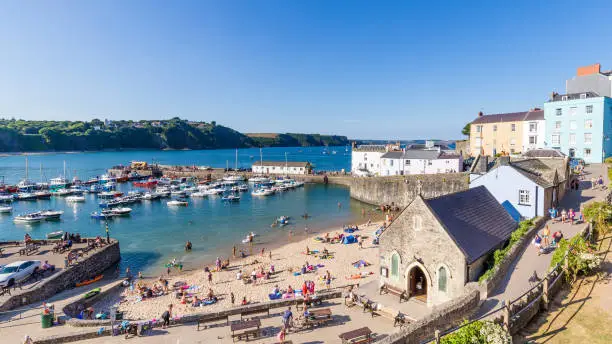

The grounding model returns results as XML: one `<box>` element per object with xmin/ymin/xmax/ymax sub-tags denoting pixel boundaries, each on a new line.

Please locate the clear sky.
<box><xmin>1</xmin><ymin>1</ymin><xmax>612</xmax><ymax>140</ymax></box>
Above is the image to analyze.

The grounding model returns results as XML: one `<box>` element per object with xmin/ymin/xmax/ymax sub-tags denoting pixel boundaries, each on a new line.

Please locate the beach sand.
<box><xmin>104</xmin><ymin>220</ymin><xmax>384</xmax><ymax>320</ymax></box>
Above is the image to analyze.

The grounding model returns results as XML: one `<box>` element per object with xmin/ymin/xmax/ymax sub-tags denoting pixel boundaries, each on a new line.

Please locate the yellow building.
<box><xmin>470</xmin><ymin>109</ymin><xmax>543</xmax><ymax>156</ymax></box>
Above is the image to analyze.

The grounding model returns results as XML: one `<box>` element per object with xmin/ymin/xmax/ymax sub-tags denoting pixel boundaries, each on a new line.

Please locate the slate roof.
<box><xmin>550</xmin><ymin>92</ymin><xmax>600</xmax><ymax>102</ymax></box>
<box><xmin>511</xmin><ymin>158</ymin><xmax>567</xmax><ymax>183</ymax></box>
<box><xmin>522</xmin><ymin>149</ymin><xmax>566</xmax><ymax>158</ymax></box>
<box><xmin>511</xmin><ymin>166</ymin><xmax>554</xmax><ymax>188</ymax></box>
<box><xmin>381</xmin><ymin>150</ymin><xmax>461</xmax><ymax>160</ymax></box>
<box><xmin>253</xmin><ymin>161</ymin><xmax>310</xmax><ymax>168</ymax></box>
<box><xmin>524</xmin><ymin>110</ymin><xmax>544</xmax><ymax>121</ymax></box>
<box><xmin>471</xmin><ymin>110</ymin><xmax>544</xmax><ymax>124</ymax></box>
<box><xmin>425</xmin><ymin>186</ymin><xmax>518</xmax><ymax>264</ymax></box>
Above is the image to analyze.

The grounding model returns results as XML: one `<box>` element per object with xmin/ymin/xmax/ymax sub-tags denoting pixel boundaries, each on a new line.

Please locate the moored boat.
<box><xmin>14</xmin><ymin>213</ymin><xmax>45</xmax><ymax>223</ymax></box>
<box><xmin>40</xmin><ymin>209</ymin><xmax>64</xmax><ymax>219</ymax></box>
<box><xmin>167</xmin><ymin>199</ymin><xmax>188</xmax><ymax>206</ymax></box>
<box><xmin>66</xmin><ymin>195</ymin><xmax>86</xmax><ymax>202</ymax></box>
<box><xmin>0</xmin><ymin>205</ymin><xmax>12</xmax><ymax>213</ymax></box>
<box><xmin>46</xmin><ymin>231</ymin><xmax>64</xmax><ymax>239</ymax></box>
<box><xmin>111</xmin><ymin>207</ymin><xmax>132</xmax><ymax>216</ymax></box>
<box><xmin>91</xmin><ymin>210</ymin><xmax>115</xmax><ymax>219</ymax></box>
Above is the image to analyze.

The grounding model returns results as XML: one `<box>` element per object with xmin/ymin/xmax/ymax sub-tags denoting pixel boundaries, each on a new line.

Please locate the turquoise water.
<box><xmin>0</xmin><ymin>147</ymin><xmax>364</xmax><ymax>274</ymax></box>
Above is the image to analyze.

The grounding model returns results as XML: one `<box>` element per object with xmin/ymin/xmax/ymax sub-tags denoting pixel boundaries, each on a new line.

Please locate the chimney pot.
<box><xmin>478</xmin><ymin>111</ymin><xmax>483</xmax><ymax>117</ymax></box>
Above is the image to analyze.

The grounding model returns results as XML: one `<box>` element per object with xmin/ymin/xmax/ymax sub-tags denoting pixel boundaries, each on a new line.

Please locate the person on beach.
<box><xmin>241</xmin><ymin>296</ymin><xmax>248</xmax><ymax>305</ymax></box>
<box><xmin>305</xmin><ymin>246</ymin><xmax>310</xmax><ymax>255</ymax></box>
<box><xmin>287</xmin><ymin>285</ymin><xmax>294</xmax><ymax>294</ymax></box>
<box><xmin>269</xmin><ymin>250</ymin><xmax>272</xmax><ymax>261</ymax></box>
<box><xmin>277</xmin><ymin>328</ymin><xmax>286</xmax><ymax>342</ymax></box>
<box><xmin>161</xmin><ymin>304</ymin><xmax>173</xmax><ymax>329</ymax></box>
<box><xmin>251</xmin><ymin>269</ymin><xmax>257</xmax><ymax>284</ymax></box>
<box><xmin>261</xmin><ymin>247</ymin><xmax>265</xmax><ymax>257</ymax></box>
<box><xmin>236</xmin><ymin>270</ymin><xmax>243</xmax><ymax>280</ymax></box>
<box><xmin>207</xmin><ymin>271</ymin><xmax>213</xmax><ymax>284</ymax></box>
<box><xmin>282</xmin><ymin>307</ymin><xmax>293</xmax><ymax>329</ymax></box>
<box><xmin>231</xmin><ymin>292</ymin><xmax>235</xmax><ymax>305</ymax></box>
<box><xmin>233</xmin><ymin>245</ymin><xmax>236</xmax><ymax>258</ymax></box>
<box><xmin>125</xmin><ymin>267</ymin><xmax>132</xmax><ymax>281</ymax></box>
<box><xmin>138</xmin><ymin>271</ymin><xmax>143</xmax><ymax>279</ymax></box>
<box><xmin>568</xmin><ymin>208</ymin><xmax>575</xmax><ymax>224</ymax></box>
<box><xmin>325</xmin><ymin>270</ymin><xmax>332</xmax><ymax>289</ymax></box>
<box><xmin>215</xmin><ymin>257</ymin><xmax>221</xmax><ymax>271</ymax></box>
<box><xmin>561</xmin><ymin>209</ymin><xmax>567</xmax><ymax>223</ymax></box>
<box><xmin>358</xmin><ymin>237</ymin><xmax>364</xmax><ymax>249</ymax></box>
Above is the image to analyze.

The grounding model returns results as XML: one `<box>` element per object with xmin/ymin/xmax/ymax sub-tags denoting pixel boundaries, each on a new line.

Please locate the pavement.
<box><xmin>477</xmin><ymin>163</ymin><xmax>608</xmax><ymax>317</ymax></box>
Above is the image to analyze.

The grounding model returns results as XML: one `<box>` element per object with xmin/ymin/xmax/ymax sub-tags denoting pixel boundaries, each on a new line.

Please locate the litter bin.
<box><xmin>41</xmin><ymin>313</ymin><xmax>53</xmax><ymax>328</ymax></box>
<box><xmin>115</xmin><ymin>311</ymin><xmax>124</xmax><ymax>320</ymax></box>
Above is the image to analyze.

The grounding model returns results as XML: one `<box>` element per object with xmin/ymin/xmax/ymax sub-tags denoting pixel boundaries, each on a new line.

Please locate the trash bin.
<box><xmin>41</xmin><ymin>313</ymin><xmax>53</xmax><ymax>328</ymax></box>
<box><xmin>115</xmin><ymin>311</ymin><xmax>124</xmax><ymax>320</ymax></box>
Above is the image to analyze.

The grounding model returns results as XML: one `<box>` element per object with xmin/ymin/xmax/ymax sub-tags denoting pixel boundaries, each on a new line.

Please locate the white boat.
<box><xmin>223</xmin><ymin>175</ymin><xmax>245</xmax><ymax>182</ymax></box>
<box><xmin>171</xmin><ymin>190</ymin><xmax>187</xmax><ymax>197</ymax></box>
<box><xmin>142</xmin><ymin>192</ymin><xmax>159</xmax><ymax>200</ymax></box>
<box><xmin>99</xmin><ymin>191</ymin><xmax>121</xmax><ymax>199</ymax></box>
<box><xmin>0</xmin><ymin>195</ymin><xmax>14</xmax><ymax>202</ymax></box>
<box><xmin>14</xmin><ymin>213</ymin><xmax>45</xmax><ymax>223</ymax></box>
<box><xmin>167</xmin><ymin>200</ymin><xmax>188</xmax><ymax>206</ymax></box>
<box><xmin>49</xmin><ymin>177</ymin><xmax>69</xmax><ymax>187</ymax></box>
<box><xmin>66</xmin><ymin>195</ymin><xmax>86</xmax><ymax>202</ymax></box>
<box><xmin>222</xmin><ymin>194</ymin><xmax>240</xmax><ymax>202</ymax></box>
<box><xmin>40</xmin><ymin>209</ymin><xmax>64</xmax><ymax>219</ymax></box>
<box><xmin>251</xmin><ymin>188</ymin><xmax>275</xmax><ymax>196</ymax></box>
<box><xmin>204</xmin><ymin>188</ymin><xmax>224</xmax><ymax>195</ymax></box>
<box><xmin>238</xmin><ymin>184</ymin><xmax>249</xmax><ymax>192</ymax></box>
<box><xmin>0</xmin><ymin>206</ymin><xmax>12</xmax><ymax>213</ymax></box>
<box><xmin>111</xmin><ymin>207</ymin><xmax>132</xmax><ymax>215</ymax></box>
<box><xmin>248</xmin><ymin>177</ymin><xmax>270</xmax><ymax>184</ymax></box>
<box><xmin>103</xmin><ymin>181</ymin><xmax>116</xmax><ymax>189</ymax></box>
<box><xmin>100</xmin><ymin>174</ymin><xmax>115</xmax><ymax>182</ymax></box>
<box><xmin>17</xmin><ymin>192</ymin><xmax>38</xmax><ymax>200</ymax></box>
<box><xmin>52</xmin><ymin>188</ymin><xmax>73</xmax><ymax>196</ymax></box>
<box><xmin>189</xmin><ymin>191</ymin><xmax>207</xmax><ymax>198</ymax></box>
<box><xmin>91</xmin><ymin>210</ymin><xmax>115</xmax><ymax>219</ymax></box>
<box><xmin>34</xmin><ymin>191</ymin><xmax>52</xmax><ymax>199</ymax></box>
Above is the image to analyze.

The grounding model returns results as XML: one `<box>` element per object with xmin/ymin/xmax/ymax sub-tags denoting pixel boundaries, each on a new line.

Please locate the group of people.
<box><xmin>591</xmin><ymin>175</ymin><xmax>605</xmax><ymax>190</ymax></box>
<box><xmin>533</xmin><ymin>225</ymin><xmax>564</xmax><ymax>255</ymax></box>
<box><xmin>549</xmin><ymin>207</ymin><xmax>582</xmax><ymax>225</ymax></box>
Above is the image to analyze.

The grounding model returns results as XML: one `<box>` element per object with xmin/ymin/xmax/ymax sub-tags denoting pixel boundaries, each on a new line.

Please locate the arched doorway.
<box><xmin>408</xmin><ymin>265</ymin><xmax>427</xmax><ymax>303</ymax></box>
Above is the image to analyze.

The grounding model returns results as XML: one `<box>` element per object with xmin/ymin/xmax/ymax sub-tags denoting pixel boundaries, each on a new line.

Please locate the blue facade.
<box><xmin>544</xmin><ymin>96</ymin><xmax>612</xmax><ymax>163</ymax></box>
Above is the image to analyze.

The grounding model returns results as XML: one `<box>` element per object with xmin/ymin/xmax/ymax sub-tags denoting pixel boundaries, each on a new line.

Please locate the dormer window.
<box><xmin>561</xmin><ymin>96</ymin><xmax>569</xmax><ymax>101</ymax></box>
<box><xmin>580</xmin><ymin>93</ymin><xmax>587</xmax><ymax>99</ymax></box>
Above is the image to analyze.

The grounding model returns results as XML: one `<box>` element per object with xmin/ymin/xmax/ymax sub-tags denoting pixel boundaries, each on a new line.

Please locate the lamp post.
<box><xmin>105</xmin><ymin>220</ymin><xmax>111</xmax><ymax>244</ymax></box>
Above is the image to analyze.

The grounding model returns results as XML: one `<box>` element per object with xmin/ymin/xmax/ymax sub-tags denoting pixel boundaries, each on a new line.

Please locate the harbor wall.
<box><xmin>349</xmin><ymin>173</ymin><xmax>470</xmax><ymax>207</ymax></box>
<box><xmin>0</xmin><ymin>241</ymin><xmax>121</xmax><ymax>312</ymax></box>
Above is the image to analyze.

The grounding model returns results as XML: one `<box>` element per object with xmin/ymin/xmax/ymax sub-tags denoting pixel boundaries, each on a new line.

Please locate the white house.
<box><xmin>469</xmin><ymin>157</ymin><xmax>557</xmax><ymax>219</ymax></box>
<box><xmin>351</xmin><ymin>145</ymin><xmax>387</xmax><ymax>176</ymax></box>
<box><xmin>379</xmin><ymin>150</ymin><xmax>463</xmax><ymax>176</ymax></box>
<box><xmin>252</xmin><ymin>161</ymin><xmax>311</xmax><ymax>175</ymax></box>
<box><xmin>522</xmin><ymin>109</ymin><xmax>545</xmax><ymax>152</ymax></box>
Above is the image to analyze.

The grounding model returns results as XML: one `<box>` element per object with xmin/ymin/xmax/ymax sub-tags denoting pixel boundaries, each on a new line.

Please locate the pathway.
<box><xmin>477</xmin><ymin>163</ymin><xmax>609</xmax><ymax>316</ymax></box>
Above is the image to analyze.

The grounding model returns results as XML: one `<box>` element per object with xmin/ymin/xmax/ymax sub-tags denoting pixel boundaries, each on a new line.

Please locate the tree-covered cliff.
<box><xmin>0</xmin><ymin>118</ymin><xmax>348</xmax><ymax>152</ymax></box>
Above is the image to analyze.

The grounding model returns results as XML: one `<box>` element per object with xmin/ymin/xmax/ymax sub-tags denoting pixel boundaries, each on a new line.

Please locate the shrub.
<box><xmin>550</xmin><ymin>235</ymin><xmax>600</xmax><ymax>283</ymax></box>
<box><xmin>582</xmin><ymin>201</ymin><xmax>612</xmax><ymax>236</ymax></box>
<box><xmin>441</xmin><ymin>321</ymin><xmax>511</xmax><ymax>344</ymax></box>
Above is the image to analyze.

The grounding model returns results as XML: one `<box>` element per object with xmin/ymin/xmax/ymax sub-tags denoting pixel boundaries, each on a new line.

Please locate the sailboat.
<box><xmin>50</xmin><ymin>161</ymin><xmax>69</xmax><ymax>188</ymax></box>
<box><xmin>223</xmin><ymin>149</ymin><xmax>245</xmax><ymax>181</ymax></box>
<box><xmin>17</xmin><ymin>156</ymin><xmax>36</xmax><ymax>190</ymax></box>
<box><xmin>249</xmin><ymin>148</ymin><xmax>270</xmax><ymax>183</ymax></box>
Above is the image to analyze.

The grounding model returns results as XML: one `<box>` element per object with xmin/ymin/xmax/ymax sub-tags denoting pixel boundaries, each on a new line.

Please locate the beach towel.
<box><xmin>268</xmin><ymin>293</ymin><xmax>282</xmax><ymax>300</ymax></box>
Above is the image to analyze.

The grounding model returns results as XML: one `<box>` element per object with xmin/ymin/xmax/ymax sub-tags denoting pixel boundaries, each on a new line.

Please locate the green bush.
<box><xmin>549</xmin><ymin>235</ymin><xmax>600</xmax><ymax>284</ymax></box>
<box><xmin>441</xmin><ymin>320</ymin><xmax>511</xmax><ymax>344</ymax></box>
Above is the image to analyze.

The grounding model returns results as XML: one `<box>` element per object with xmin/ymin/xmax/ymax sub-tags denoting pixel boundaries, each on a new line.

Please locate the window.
<box><xmin>476</xmin><ymin>125</ymin><xmax>482</xmax><ymax>133</ymax></box>
<box><xmin>511</xmin><ymin>124</ymin><xmax>516</xmax><ymax>132</ymax></box>
<box><xmin>427</xmin><ymin>160</ymin><xmax>432</xmax><ymax>166</ymax></box>
<box><xmin>584</xmin><ymin>148</ymin><xmax>592</xmax><ymax>158</ymax></box>
<box><xmin>405</xmin><ymin>160</ymin><xmax>411</xmax><ymax>165</ymax></box>
<box><xmin>529</xmin><ymin>122</ymin><xmax>537</xmax><ymax>133</ymax></box>
<box><xmin>556</xmin><ymin>108</ymin><xmax>562</xmax><ymax>116</ymax></box>
<box><xmin>493</xmin><ymin>125</ymin><xmax>497</xmax><ymax>132</ymax></box>
<box><xmin>569</xmin><ymin>133</ymin><xmax>576</xmax><ymax>145</ymax></box>
<box><xmin>554</xmin><ymin>121</ymin><xmax>562</xmax><ymax>130</ymax></box>
<box><xmin>569</xmin><ymin>120</ymin><xmax>576</xmax><ymax>130</ymax></box>
<box><xmin>586</xmin><ymin>105</ymin><xmax>593</xmax><ymax>114</ymax></box>
<box><xmin>519</xmin><ymin>190</ymin><xmax>530</xmax><ymax>205</ymax></box>
<box><xmin>475</xmin><ymin>137</ymin><xmax>482</xmax><ymax>147</ymax></box>
<box><xmin>529</xmin><ymin>136</ymin><xmax>537</xmax><ymax>145</ymax></box>
<box><xmin>580</xmin><ymin>93</ymin><xmax>587</xmax><ymax>99</ymax></box>
<box><xmin>413</xmin><ymin>215</ymin><xmax>422</xmax><ymax>231</ymax></box>
<box><xmin>438</xmin><ymin>267</ymin><xmax>447</xmax><ymax>292</ymax></box>
<box><xmin>391</xmin><ymin>254</ymin><xmax>399</xmax><ymax>279</ymax></box>
<box><xmin>585</xmin><ymin>119</ymin><xmax>593</xmax><ymax>129</ymax></box>
<box><xmin>570</xmin><ymin>107</ymin><xmax>577</xmax><ymax>116</ymax></box>
<box><xmin>552</xmin><ymin>134</ymin><xmax>560</xmax><ymax>146</ymax></box>
<box><xmin>390</xmin><ymin>160</ymin><xmax>394</xmax><ymax>166</ymax></box>
<box><xmin>510</xmin><ymin>138</ymin><xmax>516</xmax><ymax>146</ymax></box>
<box><xmin>561</xmin><ymin>96</ymin><xmax>569</xmax><ymax>101</ymax></box>
<box><xmin>584</xmin><ymin>133</ymin><xmax>592</xmax><ymax>144</ymax></box>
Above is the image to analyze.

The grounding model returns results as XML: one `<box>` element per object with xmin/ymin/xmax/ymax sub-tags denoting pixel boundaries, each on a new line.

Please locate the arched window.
<box><xmin>391</xmin><ymin>253</ymin><xmax>400</xmax><ymax>279</ymax></box>
<box><xmin>438</xmin><ymin>267</ymin><xmax>447</xmax><ymax>292</ymax></box>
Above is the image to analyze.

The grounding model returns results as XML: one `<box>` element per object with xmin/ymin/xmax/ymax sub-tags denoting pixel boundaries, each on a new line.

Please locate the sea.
<box><xmin>0</xmin><ymin>146</ymin><xmax>371</xmax><ymax>274</ymax></box>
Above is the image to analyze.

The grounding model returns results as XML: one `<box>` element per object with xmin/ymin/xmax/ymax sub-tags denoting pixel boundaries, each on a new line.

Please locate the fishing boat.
<box><xmin>167</xmin><ymin>199</ymin><xmax>189</xmax><ymax>206</ymax></box>
<box><xmin>16</xmin><ymin>192</ymin><xmax>38</xmax><ymax>201</ymax></box>
<box><xmin>0</xmin><ymin>205</ymin><xmax>12</xmax><ymax>213</ymax></box>
<box><xmin>40</xmin><ymin>209</ymin><xmax>64</xmax><ymax>219</ymax></box>
<box><xmin>221</xmin><ymin>194</ymin><xmax>240</xmax><ymax>202</ymax></box>
<box><xmin>90</xmin><ymin>210</ymin><xmax>115</xmax><ymax>219</ymax></box>
<box><xmin>46</xmin><ymin>231</ymin><xmax>64</xmax><ymax>239</ymax></box>
<box><xmin>34</xmin><ymin>190</ymin><xmax>52</xmax><ymax>199</ymax></box>
<box><xmin>66</xmin><ymin>195</ymin><xmax>86</xmax><ymax>202</ymax></box>
<box><xmin>111</xmin><ymin>207</ymin><xmax>132</xmax><ymax>216</ymax></box>
<box><xmin>52</xmin><ymin>188</ymin><xmax>73</xmax><ymax>197</ymax></box>
<box><xmin>133</xmin><ymin>178</ymin><xmax>158</xmax><ymax>188</ymax></box>
<box><xmin>14</xmin><ymin>213</ymin><xmax>45</xmax><ymax>223</ymax></box>
<box><xmin>98</xmin><ymin>191</ymin><xmax>122</xmax><ymax>199</ymax></box>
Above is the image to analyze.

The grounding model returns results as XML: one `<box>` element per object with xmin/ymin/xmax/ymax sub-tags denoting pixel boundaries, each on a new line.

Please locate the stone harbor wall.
<box><xmin>0</xmin><ymin>241</ymin><xmax>121</xmax><ymax>312</ymax></box>
<box><xmin>349</xmin><ymin>173</ymin><xmax>469</xmax><ymax>206</ymax></box>
<box><xmin>379</xmin><ymin>284</ymin><xmax>481</xmax><ymax>344</ymax></box>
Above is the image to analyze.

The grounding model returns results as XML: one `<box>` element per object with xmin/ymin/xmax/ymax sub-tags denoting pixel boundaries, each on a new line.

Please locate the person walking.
<box><xmin>161</xmin><ymin>304</ymin><xmax>173</xmax><ymax>329</ymax></box>
<box><xmin>542</xmin><ymin>225</ymin><xmax>550</xmax><ymax>247</ymax></box>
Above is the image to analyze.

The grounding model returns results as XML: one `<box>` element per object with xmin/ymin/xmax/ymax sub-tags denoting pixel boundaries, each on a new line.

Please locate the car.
<box><xmin>0</xmin><ymin>260</ymin><xmax>41</xmax><ymax>287</ymax></box>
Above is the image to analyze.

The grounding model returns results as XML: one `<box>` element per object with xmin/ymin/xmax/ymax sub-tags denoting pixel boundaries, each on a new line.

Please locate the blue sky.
<box><xmin>1</xmin><ymin>1</ymin><xmax>612</xmax><ymax>140</ymax></box>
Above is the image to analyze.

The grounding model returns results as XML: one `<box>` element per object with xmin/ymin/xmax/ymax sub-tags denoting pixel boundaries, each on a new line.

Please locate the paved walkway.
<box><xmin>477</xmin><ymin>163</ymin><xmax>609</xmax><ymax>317</ymax></box>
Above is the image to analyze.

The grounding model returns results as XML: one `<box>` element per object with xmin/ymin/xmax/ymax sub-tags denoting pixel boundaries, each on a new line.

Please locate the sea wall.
<box><xmin>349</xmin><ymin>173</ymin><xmax>470</xmax><ymax>206</ymax></box>
<box><xmin>379</xmin><ymin>284</ymin><xmax>481</xmax><ymax>344</ymax></box>
<box><xmin>0</xmin><ymin>241</ymin><xmax>121</xmax><ymax>312</ymax></box>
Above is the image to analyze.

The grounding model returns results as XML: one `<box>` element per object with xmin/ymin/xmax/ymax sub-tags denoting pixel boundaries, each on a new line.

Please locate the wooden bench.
<box><xmin>197</xmin><ymin>314</ymin><xmax>229</xmax><ymax>330</ymax></box>
<box><xmin>379</xmin><ymin>283</ymin><xmax>408</xmax><ymax>302</ymax></box>
<box><xmin>230</xmin><ymin>319</ymin><xmax>261</xmax><ymax>342</ymax></box>
<box><xmin>339</xmin><ymin>327</ymin><xmax>373</xmax><ymax>344</ymax></box>
<box><xmin>240</xmin><ymin>307</ymin><xmax>269</xmax><ymax>321</ymax></box>
<box><xmin>19</xmin><ymin>244</ymin><xmax>40</xmax><ymax>256</ymax></box>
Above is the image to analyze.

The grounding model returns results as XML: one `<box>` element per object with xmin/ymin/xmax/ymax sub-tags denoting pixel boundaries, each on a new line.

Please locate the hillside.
<box><xmin>0</xmin><ymin>118</ymin><xmax>348</xmax><ymax>152</ymax></box>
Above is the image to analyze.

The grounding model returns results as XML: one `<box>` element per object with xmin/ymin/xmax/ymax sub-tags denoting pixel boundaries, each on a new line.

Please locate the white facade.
<box><xmin>351</xmin><ymin>147</ymin><xmax>385</xmax><ymax>175</ymax></box>
<box><xmin>522</xmin><ymin>119</ymin><xmax>546</xmax><ymax>152</ymax></box>
<box><xmin>380</xmin><ymin>151</ymin><xmax>462</xmax><ymax>176</ymax></box>
<box><xmin>252</xmin><ymin>163</ymin><xmax>309</xmax><ymax>175</ymax></box>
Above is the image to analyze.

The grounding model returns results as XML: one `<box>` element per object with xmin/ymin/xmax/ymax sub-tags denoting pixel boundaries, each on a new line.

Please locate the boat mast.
<box><xmin>40</xmin><ymin>163</ymin><xmax>43</xmax><ymax>184</ymax></box>
<box><xmin>63</xmin><ymin>160</ymin><xmax>66</xmax><ymax>180</ymax></box>
<box><xmin>25</xmin><ymin>155</ymin><xmax>29</xmax><ymax>182</ymax></box>
<box><xmin>285</xmin><ymin>152</ymin><xmax>288</xmax><ymax>175</ymax></box>
<box><xmin>260</xmin><ymin>147</ymin><xmax>263</xmax><ymax>173</ymax></box>
<box><xmin>235</xmin><ymin>148</ymin><xmax>238</xmax><ymax>171</ymax></box>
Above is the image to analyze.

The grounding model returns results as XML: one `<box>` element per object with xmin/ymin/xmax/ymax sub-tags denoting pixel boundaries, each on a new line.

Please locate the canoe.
<box><xmin>83</xmin><ymin>287</ymin><xmax>101</xmax><ymax>299</ymax></box>
<box><xmin>46</xmin><ymin>231</ymin><xmax>64</xmax><ymax>239</ymax></box>
<box><xmin>77</xmin><ymin>275</ymin><xmax>104</xmax><ymax>288</ymax></box>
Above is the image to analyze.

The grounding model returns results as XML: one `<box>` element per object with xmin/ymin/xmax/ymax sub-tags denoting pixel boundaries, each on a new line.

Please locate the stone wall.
<box><xmin>379</xmin><ymin>284</ymin><xmax>481</xmax><ymax>344</ymax></box>
<box><xmin>349</xmin><ymin>173</ymin><xmax>469</xmax><ymax>206</ymax></box>
<box><xmin>0</xmin><ymin>241</ymin><xmax>121</xmax><ymax>312</ymax></box>
<box><xmin>479</xmin><ymin>217</ymin><xmax>547</xmax><ymax>299</ymax></box>
<box><xmin>455</xmin><ymin>140</ymin><xmax>470</xmax><ymax>158</ymax></box>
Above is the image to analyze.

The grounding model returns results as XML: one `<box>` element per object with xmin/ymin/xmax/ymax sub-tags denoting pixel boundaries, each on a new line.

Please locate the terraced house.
<box><xmin>470</xmin><ymin>109</ymin><xmax>544</xmax><ymax>157</ymax></box>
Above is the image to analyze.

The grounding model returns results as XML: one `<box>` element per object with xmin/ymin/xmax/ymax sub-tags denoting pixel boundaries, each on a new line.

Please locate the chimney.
<box><xmin>478</xmin><ymin>111</ymin><xmax>483</xmax><ymax>117</ymax></box>
<box><xmin>550</xmin><ymin>91</ymin><xmax>558</xmax><ymax>101</ymax></box>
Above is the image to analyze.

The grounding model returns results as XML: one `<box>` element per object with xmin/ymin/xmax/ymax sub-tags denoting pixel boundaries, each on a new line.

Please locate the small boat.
<box><xmin>171</xmin><ymin>190</ymin><xmax>187</xmax><ymax>196</ymax></box>
<box><xmin>272</xmin><ymin>216</ymin><xmax>290</xmax><ymax>227</ymax></box>
<box><xmin>78</xmin><ymin>276</ymin><xmax>103</xmax><ymax>288</ymax></box>
<box><xmin>248</xmin><ymin>177</ymin><xmax>270</xmax><ymax>184</ymax></box>
<box><xmin>0</xmin><ymin>205</ymin><xmax>12</xmax><ymax>213</ymax></box>
<box><xmin>91</xmin><ymin>210</ymin><xmax>115</xmax><ymax>219</ymax></box>
<box><xmin>133</xmin><ymin>179</ymin><xmax>158</xmax><ymax>188</ymax></box>
<box><xmin>17</xmin><ymin>192</ymin><xmax>38</xmax><ymax>201</ymax></box>
<box><xmin>111</xmin><ymin>207</ymin><xmax>132</xmax><ymax>216</ymax></box>
<box><xmin>14</xmin><ymin>213</ymin><xmax>45</xmax><ymax>223</ymax></box>
<box><xmin>98</xmin><ymin>191</ymin><xmax>122</xmax><ymax>199</ymax></box>
<box><xmin>52</xmin><ymin>188</ymin><xmax>73</xmax><ymax>197</ymax></box>
<box><xmin>40</xmin><ymin>209</ymin><xmax>64</xmax><ymax>219</ymax></box>
<box><xmin>66</xmin><ymin>195</ymin><xmax>86</xmax><ymax>202</ymax></box>
<box><xmin>46</xmin><ymin>231</ymin><xmax>64</xmax><ymax>239</ymax></box>
<box><xmin>167</xmin><ymin>200</ymin><xmax>188</xmax><ymax>206</ymax></box>
<box><xmin>0</xmin><ymin>195</ymin><xmax>14</xmax><ymax>202</ymax></box>
<box><xmin>34</xmin><ymin>191</ymin><xmax>52</xmax><ymax>199</ymax></box>
<box><xmin>204</xmin><ymin>188</ymin><xmax>224</xmax><ymax>195</ymax></box>
<box><xmin>251</xmin><ymin>188</ymin><xmax>274</xmax><ymax>196</ymax></box>
<box><xmin>238</xmin><ymin>185</ymin><xmax>249</xmax><ymax>192</ymax></box>
<box><xmin>221</xmin><ymin>194</ymin><xmax>240</xmax><ymax>202</ymax></box>
<box><xmin>189</xmin><ymin>191</ymin><xmax>207</xmax><ymax>198</ymax></box>
<box><xmin>223</xmin><ymin>175</ymin><xmax>245</xmax><ymax>182</ymax></box>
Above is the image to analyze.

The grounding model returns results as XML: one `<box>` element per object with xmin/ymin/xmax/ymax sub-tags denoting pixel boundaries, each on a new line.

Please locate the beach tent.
<box><xmin>342</xmin><ymin>235</ymin><xmax>357</xmax><ymax>244</ymax></box>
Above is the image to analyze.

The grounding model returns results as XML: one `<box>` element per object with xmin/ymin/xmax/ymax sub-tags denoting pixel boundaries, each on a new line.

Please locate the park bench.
<box><xmin>239</xmin><ymin>307</ymin><xmax>269</xmax><ymax>321</ymax></box>
<box><xmin>196</xmin><ymin>314</ymin><xmax>229</xmax><ymax>330</ymax></box>
<box><xmin>379</xmin><ymin>283</ymin><xmax>408</xmax><ymax>303</ymax></box>
<box><xmin>19</xmin><ymin>244</ymin><xmax>40</xmax><ymax>256</ymax></box>
<box><xmin>339</xmin><ymin>327</ymin><xmax>373</xmax><ymax>344</ymax></box>
<box><xmin>230</xmin><ymin>319</ymin><xmax>261</xmax><ymax>342</ymax></box>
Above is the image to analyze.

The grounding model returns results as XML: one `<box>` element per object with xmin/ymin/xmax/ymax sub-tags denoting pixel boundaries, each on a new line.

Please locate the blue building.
<box><xmin>544</xmin><ymin>92</ymin><xmax>612</xmax><ymax>163</ymax></box>
<box><xmin>544</xmin><ymin>64</ymin><xmax>612</xmax><ymax>163</ymax></box>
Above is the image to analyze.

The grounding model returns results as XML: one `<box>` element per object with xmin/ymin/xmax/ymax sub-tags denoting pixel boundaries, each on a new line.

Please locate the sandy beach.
<box><xmin>100</xmin><ymin>220</ymin><xmax>385</xmax><ymax>320</ymax></box>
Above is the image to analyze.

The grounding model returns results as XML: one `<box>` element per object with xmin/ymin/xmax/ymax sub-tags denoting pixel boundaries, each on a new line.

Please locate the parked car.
<box><xmin>0</xmin><ymin>260</ymin><xmax>41</xmax><ymax>287</ymax></box>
